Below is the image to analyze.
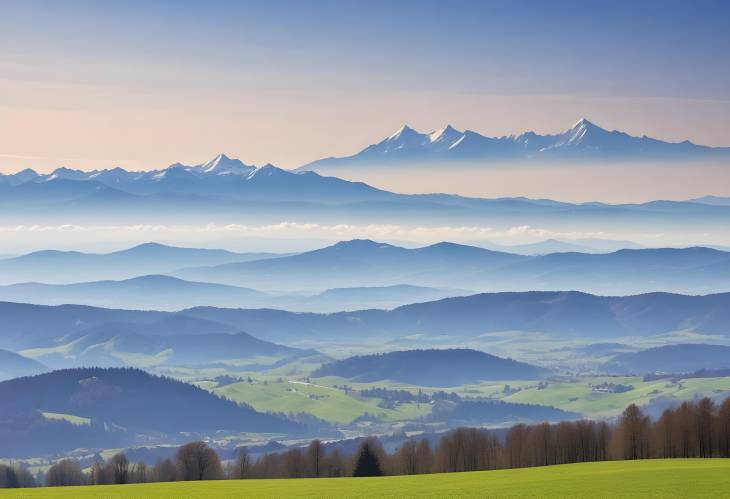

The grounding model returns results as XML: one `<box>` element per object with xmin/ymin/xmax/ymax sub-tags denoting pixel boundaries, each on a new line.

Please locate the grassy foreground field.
<box><xmin>5</xmin><ymin>459</ymin><xmax>730</xmax><ymax>499</ymax></box>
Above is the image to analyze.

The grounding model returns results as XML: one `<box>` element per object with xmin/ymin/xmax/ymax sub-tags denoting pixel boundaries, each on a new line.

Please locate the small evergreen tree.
<box><xmin>352</xmin><ymin>440</ymin><xmax>382</xmax><ymax>477</ymax></box>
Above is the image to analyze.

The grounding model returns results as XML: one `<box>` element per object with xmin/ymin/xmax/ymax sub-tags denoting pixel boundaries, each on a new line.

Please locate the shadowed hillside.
<box><xmin>0</xmin><ymin>367</ymin><xmax>304</xmax><ymax>457</ymax></box>
<box><xmin>0</xmin><ymin>349</ymin><xmax>47</xmax><ymax>381</ymax></box>
<box><xmin>313</xmin><ymin>349</ymin><xmax>549</xmax><ymax>386</ymax></box>
<box><xmin>603</xmin><ymin>344</ymin><xmax>730</xmax><ymax>374</ymax></box>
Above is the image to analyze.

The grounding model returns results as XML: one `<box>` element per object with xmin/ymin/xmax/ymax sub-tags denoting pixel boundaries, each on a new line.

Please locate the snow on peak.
<box><xmin>195</xmin><ymin>154</ymin><xmax>255</xmax><ymax>176</ymax></box>
<box><xmin>429</xmin><ymin>124</ymin><xmax>462</xmax><ymax>143</ymax></box>
<box><xmin>388</xmin><ymin>124</ymin><xmax>420</xmax><ymax>141</ymax></box>
<box><xmin>567</xmin><ymin>118</ymin><xmax>603</xmax><ymax>135</ymax></box>
<box><xmin>554</xmin><ymin>118</ymin><xmax>605</xmax><ymax>147</ymax></box>
<box><xmin>571</xmin><ymin>118</ymin><xmax>595</xmax><ymax>129</ymax></box>
<box><xmin>246</xmin><ymin>163</ymin><xmax>287</xmax><ymax>180</ymax></box>
<box><xmin>200</xmin><ymin>153</ymin><xmax>230</xmax><ymax>172</ymax></box>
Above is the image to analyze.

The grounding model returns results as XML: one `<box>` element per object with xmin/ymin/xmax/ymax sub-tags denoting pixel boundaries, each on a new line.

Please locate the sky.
<box><xmin>1</xmin><ymin>0</ymin><xmax>729</xmax><ymax>174</ymax></box>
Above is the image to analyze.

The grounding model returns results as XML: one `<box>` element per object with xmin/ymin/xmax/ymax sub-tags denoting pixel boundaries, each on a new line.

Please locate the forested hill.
<box><xmin>602</xmin><ymin>344</ymin><xmax>730</xmax><ymax>374</ymax></box>
<box><xmin>0</xmin><ymin>367</ymin><xmax>299</xmax><ymax>434</ymax></box>
<box><xmin>313</xmin><ymin>349</ymin><xmax>549</xmax><ymax>386</ymax></box>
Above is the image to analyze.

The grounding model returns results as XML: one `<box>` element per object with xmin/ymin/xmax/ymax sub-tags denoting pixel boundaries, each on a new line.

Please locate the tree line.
<box><xmin>2</xmin><ymin>396</ymin><xmax>730</xmax><ymax>488</ymax></box>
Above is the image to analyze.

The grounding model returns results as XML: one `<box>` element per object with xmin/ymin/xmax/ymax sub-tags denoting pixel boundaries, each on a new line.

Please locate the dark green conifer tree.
<box><xmin>352</xmin><ymin>440</ymin><xmax>382</xmax><ymax>477</ymax></box>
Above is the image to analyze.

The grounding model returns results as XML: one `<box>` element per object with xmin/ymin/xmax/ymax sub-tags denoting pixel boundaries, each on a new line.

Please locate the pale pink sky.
<box><xmin>2</xmin><ymin>85</ymin><xmax>730</xmax><ymax>174</ymax></box>
<box><xmin>2</xmin><ymin>1</ymin><xmax>730</xmax><ymax>175</ymax></box>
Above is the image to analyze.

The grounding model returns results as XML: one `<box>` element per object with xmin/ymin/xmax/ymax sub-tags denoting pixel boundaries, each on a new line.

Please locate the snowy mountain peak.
<box><xmin>551</xmin><ymin>118</ymin><xmax>609</xmax><ymax>148</ymax></box>
<box><xmin>207</xmin><ymin>152</ymin><xmax>231</xmax><ymax>164</ymax></box>
<box><xmin>570</xmin><ymin>118</ymin><xmax>597</xmax><ymax>130</ymax></box>
<box><xmin>429</xmin><ymin>124</ymin><xmax>462</xmax><ymax>144</ymax></box>
<box><xmin>195</xmin><ymin>153</ymin><xmax>255</xmax><ymax>176</ymax></box>
<box><xmin>388</xmin><ymin>124</ymin><xmax>421</xmax><ymax>141</ymax></box>
<box><xmin>246</xmin><ymin>163</ymin><xmax>288</xmax><ymax>180</ymax></box>
<box><xmin>297</xmin><ymin>117</ymin><xmax>730</xmax><ymax>172</ymax></box>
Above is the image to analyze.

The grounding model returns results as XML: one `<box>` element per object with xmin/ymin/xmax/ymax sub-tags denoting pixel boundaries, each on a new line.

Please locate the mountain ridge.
<box><xmin>298</xmin><ymin>118</ymin><xmax>730</xmax><ymax>172</ymax></box>
<box><xmin>603</xmin><ymin>344</ymin><xmax>730</xmax><ymax>374</ymax></box>
<box><xmin>1</xmin><ymin>152</ymin><xmax>729</xmax><ymax>235</ymax></box>
<box><xmin>0</xmin><ymin>243</ymin><xmax>284</xmax><ymax>285</ymax></box>
<box><xmin>173</xmin><ymin>239</ymin><xmax>730</xmax><ymax>295</ymax></box>
<box><xmin>2</xmin><ymin>290</ymin><xmax>727</xmax><ymax>351</ymax></box>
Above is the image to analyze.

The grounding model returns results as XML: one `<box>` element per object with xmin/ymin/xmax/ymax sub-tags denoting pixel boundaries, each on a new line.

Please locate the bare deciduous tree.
<box><xmin>175</xmin><ymin>441</ymin><xmax>224</xmax><ymax>481</ymax></box>
<box><xmin>616</xmin><ymin>404</ymin><xmax>650</xmax><ymax>460</ymax></box>
<box><xmin>46</xmin><ymin>459</ymin><xmax>84</xmax><ymax>487</ymax></box>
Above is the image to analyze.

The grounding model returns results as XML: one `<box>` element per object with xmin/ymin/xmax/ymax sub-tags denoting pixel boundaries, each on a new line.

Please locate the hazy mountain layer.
<box><xmin>2</xmin><ymin>291</ymin><xmax>728</xmax><ymax>352</ymax></box>
<box><xmin>0</xmin><ymin>243</ymin><xmax>282</xmax><ymax>285</ymax></box>
<box><xmin>602</xmin><ymin>344</ymin><xmax>730</xmax><ymax>374</ymax></box>
<box><xmin>1</xmin><ymin>155</ymin><xmax>728</xmax><ymax>244</ymax></box>
<box><xmin>0</xmin><ymin>349</ymin><xmax>47</xmax><ymax>381</ymax></box>
<box><xmin>174</xmin><ymin>240</ymin><xmax>730</xmax><ymax>295</ymax></box>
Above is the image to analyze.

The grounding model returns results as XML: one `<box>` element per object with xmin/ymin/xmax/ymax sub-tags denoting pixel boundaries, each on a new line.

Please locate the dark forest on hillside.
<box><xmin>5</xmin><ymin>396</ymin><xmax>728</xmax><ymax>489</ymax></box>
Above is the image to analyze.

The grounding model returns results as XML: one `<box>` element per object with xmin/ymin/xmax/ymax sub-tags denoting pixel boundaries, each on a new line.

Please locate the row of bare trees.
<box><xmin>43</xmin><ymin>441</ymin><xmax>226</xmax><ymax>487</ymax></box>
<box><xmin>5</xmin><ymin>397</ymin><xmax>729</xmax><ymax>488</ymax></box>
<box><xmin>238</xmin><ymin>397</ymin><xmax>730</xmax><ymax>478</ymax></box>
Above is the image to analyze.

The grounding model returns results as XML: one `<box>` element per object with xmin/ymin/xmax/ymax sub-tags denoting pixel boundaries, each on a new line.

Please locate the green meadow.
<box><xmin>5</xmin><ymin>459</ymin><xmax>729</xmax><ymax>498</ymax></box>
<box><xmin>214</xmin><ymin>378</ymin><xmax>430</xmax><ymax>423</ymax></box>
<box><xmin>208</xmin><ymin>371</ymin><xmax>730</xmax><ymax>424</ymax></box>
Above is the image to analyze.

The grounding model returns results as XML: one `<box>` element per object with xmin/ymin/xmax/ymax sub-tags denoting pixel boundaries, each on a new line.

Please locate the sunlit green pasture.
<box><xmin>214</xmin><ymin>378</ymin><xmax>430</xmax><ymax>423</ymax></box>
<box><xmin>5</xmin><ymin>459</ymin><xmax>729</xmax><ymax>498</ymax></box>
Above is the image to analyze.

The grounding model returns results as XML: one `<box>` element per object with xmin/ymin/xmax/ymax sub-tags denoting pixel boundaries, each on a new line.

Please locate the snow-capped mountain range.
<box><xmin>3</xmin><ymin>119</ymin><xmax>728</xmax><ymax>190</ymax></box>
<box><xmin>0</xmin><ymin>118</ymin><xmax>728</xmax><ymax>225</ymax></box>
<box><xmin>2</xmin><ymin>119</ymin><xmax>729</xmax><ymax>190</ymax></box>
<box><xmin>298</xmin><ymin>118</ymin><xmax>730</xmax><ymax>171</ymax></box>
<box><xmin>0</xmin><ymin>153</ymin><xmax>392</xmax><ymax>205</ymax></box>
<box><xmin>1</xmin><ymin>153</ymin><xmax>257</xmax><ymax>187</ymax></box>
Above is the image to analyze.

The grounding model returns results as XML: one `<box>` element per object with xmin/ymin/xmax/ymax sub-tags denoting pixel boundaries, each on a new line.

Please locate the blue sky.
<box><xmin>1</xmin><ymin>0</ymin><xmax>729</xmax><ymax>171</ymax></box>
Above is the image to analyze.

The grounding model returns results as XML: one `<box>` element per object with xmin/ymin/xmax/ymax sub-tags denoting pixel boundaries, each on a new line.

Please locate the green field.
<box><xmin>500</xmin><ymin>376</ymin><xmax>730</xmax><ymax>418</ymax></box>
<box><xmin>40</xmin><ymin>411</ymin><xmax>91</xmax><ymax>426</ymax></box>
<box><xmin>307</xmin><ymin>374</ymin><xmax>730</xmax><ymax>420</ymax></box>
<box><xmin>215</xmin><ymin>378</ymin><xmax>430</xmax><ymax>423</ymax></box>
<box><xmin>4</xmin><ymin>460</ymin><xmax>729</xmax><ymax>498</ymax></box>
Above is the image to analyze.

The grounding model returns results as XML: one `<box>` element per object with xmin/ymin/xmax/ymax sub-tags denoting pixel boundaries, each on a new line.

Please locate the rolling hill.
<box><xmin>174</xmin><ymin>239</ymin><xmax>526</xmax><ymax>291</ymax></box>
<box><xmin>603</xmin><ymin>344</ymin><xmax>730</xmax><ymax>374</ymax></box>
<box><xmin>2</xmin><ymin>241</ymin><xmax>727</xmax><ymax>305</ymax></box>
<box><xmin>182</xmin><ymin>291</ymin><xmax>730</xmax><ymax>343</ymax></box>
<box><xmin>0</xmin><ymin>275</ymin><xmax>469</xmax><ymax>313</ymax></box>
<box><xmin>2</xmin><ymin>291</ymin><xmax>729</xmax><ymax>352</ymax></box>
<box><xmin>428</xmin><ymin>399</ymin><xmax>577</xmax><ymax>425</ymax></box>
<box><xmin>0</xmin><ymin>349</ymin><xmax>47</xmax><ymax>381</ymax></box>
<box><xmin>286</xmin><ymin>284</ymin><xmax>471</xmax><ymax>312</ymax></box>
<box><xmin>473</xmin><ymin>238</ymin><xmax>644</xmax><ymax>255</ymax></box>
<box><xmin>312</xmin><ymin>349</ymin><xmax>549</xmax><ymax>386</ymax></box>
<box><xmin>0</xmin><ymin>367</ymin><xmax>301</xmax><ymax>457</ymax></box>
<box><xmin>0</xmin><ymin>243</ymin><xmax>282</xmax><ymax>285</ymax></box>
<box><xmin>0</xmin><ymin>367</ymin><xmax>297</xmax><ymax>431</ymax></box>
<box><xmin>0</xmin><ymin>275</ymin><xmax>269</xmax><ymax>311</ymax></box>
<box><xmin>21</xmin><ymin>325</ymin><xmax>318</xmax><ymax>369</ymax></box>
